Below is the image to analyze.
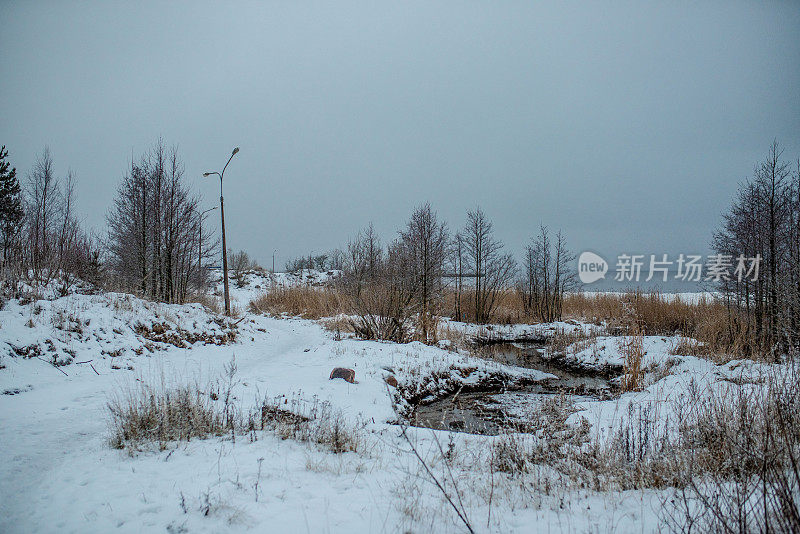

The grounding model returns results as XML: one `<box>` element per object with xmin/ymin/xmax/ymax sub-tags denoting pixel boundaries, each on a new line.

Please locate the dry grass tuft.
<box><xmin>185</xmin><ymin>292</ymin><xmax>222</xmax><ymax>314</ymax></box>
<box><xmin>491</xmin><ymin>394</ymin><xmax>590</xmax><ymax>476</ymax></box>
<box><xmin>108</xmin><ymin>367</ymin><xmax>364</xmax><ymax>455</ymax></box>
<box><xmin>562</xmin><ymin>291</ymin><xmax>720</xmax><ymax>335</ymax></box>
<box><xmin>619</xmin><ymin>327</ymin><xmax>645</xmax><ymax>392</ymax></box>
<box><xmin>319</xmin><ymin>315</ymin><xmax>356</xmax><ymax>339</ymax></box>
<box><xmin>249</xmin><ymin>285</ymin><xmax>345</xmax><ymax>319</ymax></box>
<box><xmin>250</xmin><ymin>394</ymin><xmax>364</xmax><ymax>454</ymax></box>
<box><xmin>108</xmin><ymin>381</ymin><xmax>226</xmax><ymax>451</ymax></box>
<box><xmin>669</xmin><ymin>336</ymin><xmax>711</xmax><ymax>358</ymax></box>
<box><xmin>445</xmin><ymin>288</ymin><xmax>526</xmax><ymax>325</ymax></box>
<box><xmin>546</xmin><ymin>328</ymin><xmax>597</xmax><ymax>356</ymax></box>
<box><xmin>248</xmin><ymin>283</ymin><xmax>757</xmax><ymax>359</ymax></box>
<box><xmin>563</xmin><ymin>292</ymin><xmax>759</xmax><ymax>360</ymax></box>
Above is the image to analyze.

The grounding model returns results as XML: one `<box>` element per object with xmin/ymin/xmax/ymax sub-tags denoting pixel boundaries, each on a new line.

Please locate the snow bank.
<box><xmin>0</xmin><ymin>286</ymin><xmax>780</xmax><ymax>533</ymax></box>
<box><xmin>0</xmin><ymin>292</ymin><xmax>238</xmax><ymax>366</ymax></box>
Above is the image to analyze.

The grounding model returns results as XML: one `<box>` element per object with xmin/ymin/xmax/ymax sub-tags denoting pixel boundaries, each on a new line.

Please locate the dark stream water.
<box><xmin>409</xmin><ymin>343</ymin><xmax>617</xmax><ymax>435</ymax></box>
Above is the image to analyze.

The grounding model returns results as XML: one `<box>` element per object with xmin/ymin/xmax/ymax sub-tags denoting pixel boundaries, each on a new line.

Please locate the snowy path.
<box><xmin>0</xmin><ymin>366</ymin><xmax>111</xmax><ymax>532</ymax></box>
<box><xmin>0</xmin><ymin>313</ymin><xmax>428</xmax><ymax>533</ymax></box>
<box><xmin>0</xmin><ymin>318</ymin><xmax>328</xmax><ymax>532</ymax></box>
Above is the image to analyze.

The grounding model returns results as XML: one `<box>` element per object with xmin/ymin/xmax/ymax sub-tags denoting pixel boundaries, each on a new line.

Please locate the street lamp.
<box><xmin>204</xmin><ymin>147</ymin><xmax>239</xmax><ymax>315</ymax></box>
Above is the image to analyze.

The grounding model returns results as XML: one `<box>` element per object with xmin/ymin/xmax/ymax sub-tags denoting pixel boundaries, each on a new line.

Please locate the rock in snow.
<box><xmin>329</xmin><ymin>367</ymin><xmax>356</xmax><ymax>383</ymax></box>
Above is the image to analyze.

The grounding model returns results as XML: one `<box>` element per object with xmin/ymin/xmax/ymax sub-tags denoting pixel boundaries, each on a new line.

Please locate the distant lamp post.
<box><xmin>198</xmin><ymin>206</ymin><xmax>217</xmax><ymax>284</ymax></box>
<box><xmin>273</xmin><ymin>249</ymin><xmax>277</xmax><ymax>274</ymax></box>
<box><xmin>204</xmin><ymin>147</ymin><xmax>239</xmax><ymax>315</ymax></box>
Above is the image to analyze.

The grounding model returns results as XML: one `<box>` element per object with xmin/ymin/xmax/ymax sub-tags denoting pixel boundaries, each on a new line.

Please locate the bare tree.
<box><xmin>399</xmin><ymin>203</ymin><xmax>449</xmax><ymax>342</ymax></box>
<box><xmin>341</xmin><ymin>223</ymin><xmax>382</xmax><ymax>299</ymax></box>
<box><xmin>26</xmin><ymin>147</ymin><xmax>61</xmax><ymax>281</ymax></box>
<box><xmin>449</xmin><ymin>231</ymin><xmax>466</xmax><ymax>322</ymax></box>
<box><xmin>54</xmin><ymin>170</ymin><xmax>83</xmax><ymax>291</ymax></box>
<box><xmin>462</xmin><ymin>207</ymin><xmax>516</xmax><ymax>323</ymax></box>
<box><xmin>107</xmin><ymin>141</ymin><xmax>209</xmax><ymax>303</ymax></box>
<box><xmin>108</xmin><ymin>159</ymin><xmax>150</xmax><ymax>293</ymax></box>
<box><xmin>519</xmin><ymin>226</ymin><xmax>578</xmax><ymax>322</ymax></box>
<box><xmin>713</xmin><ymin>141</ymin><xmax>796</xmax><ymax>356</ymax></box>
<box><xmin>10</xmin><ymin>148</ymin><xmax>100</xmax><ymax>290</ymax></box>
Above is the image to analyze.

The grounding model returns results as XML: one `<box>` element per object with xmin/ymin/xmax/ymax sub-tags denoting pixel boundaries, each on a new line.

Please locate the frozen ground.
<box><xmin>0</xmin><ymin>276</ymin><xmax>772</xmax><ymax>533</ymax></box>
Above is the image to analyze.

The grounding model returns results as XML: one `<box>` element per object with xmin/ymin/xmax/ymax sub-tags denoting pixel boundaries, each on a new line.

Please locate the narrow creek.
<box><xmin>409</xmin><ymin>343</ymin><xmax>618</xmax><ymax>435</ymax></box>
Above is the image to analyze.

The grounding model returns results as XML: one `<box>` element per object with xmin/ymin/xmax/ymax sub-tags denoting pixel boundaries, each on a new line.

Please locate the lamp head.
<box><xmin>232</xmin><ymin>147</ymin><xmax>239</xmax><ymax>156</ymax></box>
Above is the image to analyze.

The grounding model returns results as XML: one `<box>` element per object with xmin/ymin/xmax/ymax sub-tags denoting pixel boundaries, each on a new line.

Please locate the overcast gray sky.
<box><xmin>2</xmin><ymin>1</ymin><xmax>799</xmax><ymax>269</ymax></box>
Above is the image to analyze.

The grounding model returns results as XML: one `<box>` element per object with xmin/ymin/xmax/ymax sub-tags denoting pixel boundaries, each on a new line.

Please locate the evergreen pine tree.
<box><xmin>0</xmin><ymin>145</ymin><xmax>24</xmax><ymax>265</ymax></box>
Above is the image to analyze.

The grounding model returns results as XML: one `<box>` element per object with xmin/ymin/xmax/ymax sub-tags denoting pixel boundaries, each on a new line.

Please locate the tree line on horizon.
<box><xmin>0</xmin><ymin>140</ymin><xmax>576</xmax><ymax>326</ymax></box>
<box><xmin>325</xmin><ymin>205</ymin><xmax>577</xmax><ymax>342</ymax></box>
<box><xmin>2</xmin><ymin>139</ymin><xmax>799</xmax><ymax>354</ymax></box>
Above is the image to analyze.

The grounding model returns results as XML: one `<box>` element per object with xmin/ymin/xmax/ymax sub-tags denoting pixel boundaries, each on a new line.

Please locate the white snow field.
<box><xmin>0</xmin><ymin>276</ymin><xmax>773</xmax><ymax>533</ymax></box>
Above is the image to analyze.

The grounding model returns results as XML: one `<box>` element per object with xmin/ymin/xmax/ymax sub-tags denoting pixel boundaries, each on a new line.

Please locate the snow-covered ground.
<box><xmin>439</xmin><ymin>318</ymin><xmax>601</xmax><ymax>345</ymax></box>
<box><xmin>0</xmin><ymin>277</ymin><xmax>775</xmax><ymax>533</ymax></box>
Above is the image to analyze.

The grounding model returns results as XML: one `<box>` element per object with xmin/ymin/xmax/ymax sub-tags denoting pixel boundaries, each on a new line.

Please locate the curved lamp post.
<box><xmin>204</xmin><ymin>147</ymin><xmax>239</xmax><ymax>315</ymax></box>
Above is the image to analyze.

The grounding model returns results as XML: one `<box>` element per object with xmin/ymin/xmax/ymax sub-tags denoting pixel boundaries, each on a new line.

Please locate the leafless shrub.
<box><xmin>338</xmin><ymin>225</ymin><xmax>416</xmax><ymax>342</ymax></box>
<box><xmin>229</xmin><ymin>249</ymin><xmax>260</xmax><ymax>287</ymax></box>
<box><xmin>665</xmin><ymin>362</ymin><xmax>800</xmax><ymax>533</ymax></box>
